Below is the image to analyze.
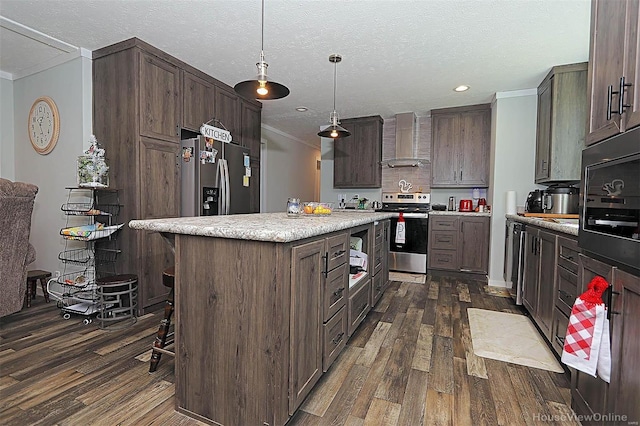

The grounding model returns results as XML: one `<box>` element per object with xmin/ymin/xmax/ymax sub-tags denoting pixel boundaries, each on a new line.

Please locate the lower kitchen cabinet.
<box><xmin>522</xmin><ymin>227</ymin><xmax>557</xmax><ymax>339</ymax></box>
<box><xmin>571</xmin><ymin>254</ymin><xmax>615</xmax><ymax>424</ymax></box>
<box><xmin>348</xmin><ymin>276</ymin><xmax>371</xmax><ymax>336</ymax></box>
<box><xmin>428</xmin><ymin>215</ymin><xmax>490</xmax><ymax>274</ymax></box>
<box><xmin>323</xmin><ymin>305</ymin><xmax>347</xmax><ymax>372</ymax></box>
<box><xmin>608</xmin><ymin>268</ymin><xmax>640</xmax><ymax>424</ymax></box>
<box><xmin>289</xmin><ymin>239</ymin><xmax>325</xmax><ymax>414</ymax></box>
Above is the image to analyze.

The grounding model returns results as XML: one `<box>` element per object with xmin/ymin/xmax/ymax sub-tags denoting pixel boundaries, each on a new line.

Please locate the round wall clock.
<box><xmin>28</xmin><ymin>96</ymin><xmax>60</xmax><ymax>155</ymax></box>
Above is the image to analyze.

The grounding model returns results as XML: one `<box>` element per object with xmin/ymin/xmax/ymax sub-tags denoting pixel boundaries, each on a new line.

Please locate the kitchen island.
<box><xmin>129</xmin><ymin>212</ymin><xmax>393</xmax><ymax>426</ymax></box>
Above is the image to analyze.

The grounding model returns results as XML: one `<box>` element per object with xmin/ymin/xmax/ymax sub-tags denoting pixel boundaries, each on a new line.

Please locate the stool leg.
<box><xmin>25</xmin><ymin>280</ymin><xmax>35</xmax><ymax>308</ymax></box>
<box><xmin>40</xmin><ymin>278</ymin><xmax>50</xmax><ymax>303</ymax></box>
<box><xmin>149</xmin><ymin>289</ymin><xmax>174</xmax><ymax>373</ymax></box>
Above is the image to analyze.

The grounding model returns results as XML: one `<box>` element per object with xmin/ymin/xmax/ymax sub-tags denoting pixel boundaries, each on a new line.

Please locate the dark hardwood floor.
<box><xmin>0</xmin><ymin>275</ymin><xmax>576</xmax><ymax>425</ymax></box>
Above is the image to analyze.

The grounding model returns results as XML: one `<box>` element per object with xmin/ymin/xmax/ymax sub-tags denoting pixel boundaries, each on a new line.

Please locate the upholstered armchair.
<box><xmin>0</xmin><ymin>178</ymin><xmax>38</xmax><ymax>318</ymax></box>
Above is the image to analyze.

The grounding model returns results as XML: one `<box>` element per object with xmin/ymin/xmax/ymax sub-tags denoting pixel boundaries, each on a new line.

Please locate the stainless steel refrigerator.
<box><xmin>180</xmin><ymin>136</ymin><xmax>251</xmax><ymax>216</ymax></box>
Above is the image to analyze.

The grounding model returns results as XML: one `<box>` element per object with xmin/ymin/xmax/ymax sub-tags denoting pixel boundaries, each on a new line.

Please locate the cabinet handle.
<box><xmin>460</xmin><ymin>170</ymin><xmax>462</xmax><ymax>181</ymax></box>
<box><xmin>333</xmin><ymin>287</ymin><xmax>345</xmax><ymax>297</ymax></box>
<box><xmin>453</xmin><ymin>170</ymin><xmax>456</xmax><ymax>181</ymax></box>
<box><xmin>176</xmin><ymin>124</ymin><xmax>180</xmax><ymax>136</ymax></box>
<box><xmin>332</xmin><ymin>332</ymin><xmax>345</xmax><ymax>345</ymax></box>
<box><xmin>323</xmin><ymin>253</ymin><xmax>329</xmax><ymax>277</ymax></box>
<box><xmin>605</xmin><ymin>286</ymin><xmax>621</xmax><ymax>320</ymax></box>
<box><xmin>461</xmin><ymin>222</ymin><xmax>464</xmax><ymax>233</ymax></box>
<box><xmin>559</xmin><ymin>254</ymin><xmax>574</xmax><ymax>261</ymax></box>
<box><xmin>558</xmin><ymin>289</ymin><xmax>571</xmax><ymax>299</ymax></box>
<box><xmin>555</xmin><ymin>335</ymin><xmax>565</xmax><ymax>347</ymax></box>
<box><xmin>333</xmin><ymin>249</ymin><xmax>346</xmax><ymax>258</ymax></box>
<box><xmin>619</xmin><ymin>76</ymin><xmax>632</xmax><ymax>114</ymax></box>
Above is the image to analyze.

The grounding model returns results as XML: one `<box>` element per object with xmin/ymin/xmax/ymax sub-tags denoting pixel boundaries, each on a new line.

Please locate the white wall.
<box><xmin>487</xmin><ymin>90</ymin><xmax>545</xmax><ymax>287</ymax></box>
<box><xmin>262</xmin><ymin>125</ymin><xmax>321</xmax><ymax>212</ymax></box>
<box><xmin>10</xmin><ymin>53</ymin><xmax>93</xmax><ymax>275</ymax></box>
<box><xmin>0</xmin><ymin>76</ymin><xmax>15</xmax><ymax>179</ymax></box>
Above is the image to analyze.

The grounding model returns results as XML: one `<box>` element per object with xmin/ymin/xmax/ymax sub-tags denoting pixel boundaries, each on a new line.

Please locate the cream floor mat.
<box><xmin>389</xmin><ymin>272</ymin><xmax>426</xmax><ymax>284</ymax></box>
<box><xmin>468</xmin><ymin>308</ymin><xmax>563</xmax><ymax>373</ymax></box>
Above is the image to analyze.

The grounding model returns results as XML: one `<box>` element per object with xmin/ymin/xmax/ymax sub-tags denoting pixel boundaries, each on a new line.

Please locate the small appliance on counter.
<box><xmin>459</xmin><ymin>199</ymin><xmax>473</xmax><ymax>212</ymax></box>
<box><xmin>542</xmin><ymin>184</ymin><xmax>579</xmax><ymax>214</ymax></box>
<box><xmin>448</xmin><ymin>196</ymin><xmax>456</xmax><ymax>211</ymax></box>
<box><xmin>525</xmin><ymin>189</ymin><xmax>544</xmax><ymax>213</ymax></box>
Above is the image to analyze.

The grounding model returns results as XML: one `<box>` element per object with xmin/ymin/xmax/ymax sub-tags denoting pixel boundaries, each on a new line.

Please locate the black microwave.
<box><xmin>580</xmin><ymin>127</ymin><xmax>640</xmax><ymax>273</ymax></box>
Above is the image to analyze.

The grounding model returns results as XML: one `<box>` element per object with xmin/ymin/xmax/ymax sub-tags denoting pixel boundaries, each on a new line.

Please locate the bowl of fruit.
<box><xmin>303</xmin><ymin>202</ymin><xmax>333</xmax><ymax>215</ymax></box>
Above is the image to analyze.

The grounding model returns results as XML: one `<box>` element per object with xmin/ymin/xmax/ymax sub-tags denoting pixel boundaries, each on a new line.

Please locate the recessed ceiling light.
<box><xmin>454</xmin><ymin>85</ymin><xmax>470</xmax><ymax>92</ymax></box>
<box><xmin>296</xmin><ymin>106</ymin><xmax>308</xmax><ymax>112</ymax></box>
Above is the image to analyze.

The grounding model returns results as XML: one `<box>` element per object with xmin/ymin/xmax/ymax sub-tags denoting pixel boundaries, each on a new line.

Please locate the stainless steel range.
<box><xmin>378</xmin><ymin>192</ymin><xmax>430</xmax><ymax>274</ymax></box>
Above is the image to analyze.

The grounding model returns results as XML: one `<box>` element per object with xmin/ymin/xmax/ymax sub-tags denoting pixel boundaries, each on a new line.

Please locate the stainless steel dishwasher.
<box><xmin>509</xmin><ymin>221</ymin><xmax>526</xmax><ymax>305</ymax></box>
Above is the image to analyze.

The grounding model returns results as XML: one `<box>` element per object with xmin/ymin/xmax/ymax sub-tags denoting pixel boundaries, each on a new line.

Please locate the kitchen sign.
<box><xmin>200</xmin><ymin>123</ymin><xmax>232</xmax><ymax>143</ymax></box>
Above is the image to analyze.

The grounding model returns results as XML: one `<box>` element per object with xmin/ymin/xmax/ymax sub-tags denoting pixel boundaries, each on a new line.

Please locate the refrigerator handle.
<box><xmin>217</xmin><ymin>158</ymin><xmax>225</xmax><ymax>215</ymax></box>
<box><xmin>223</xmin><ymin>159</ymin><xmax>231</xmax><ymax>215</ymax></box>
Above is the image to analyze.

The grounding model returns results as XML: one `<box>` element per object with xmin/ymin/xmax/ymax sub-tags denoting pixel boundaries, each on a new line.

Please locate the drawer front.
<box><xmin>324</xmin><ymin>263</ymin><xmax>348</xmax><ymax>320</ymax></box>
<box><xmin>557</xmin><ymin>266</ymin><xmax>577</xmax><ymax>317</ymax></box>
<box><xmin>327</xmin><ymin>232</ymin><xmax>350</xmax><ymax>271</ymax></box>
<box><xmin>557</xmin><ymin>236</ymin><xmax>579</xmax><ymax>275</ymax></box>
<box><xmin>348</xmin><ymin>278</ymin><xmax>371</xmax><ymax>336</ymax></box>
<box><xmin>428</xmin><ymin>249</ymin><xmax>457</xmax><ymax>270</ymax></box>
<box><xmin>551</xmin><ymin>307</ymin><xmax>569</xmax><ymax>356</ymax></box>
<box><xmin>371</xmin><ymin>270</ymin><xmax>384</xmax><ymax>307</ymax></box>
<box><xmin>431</xmin><ymin>230</ymin><xmax>457</xmax><ymax>250</ymax></box>
<box><xmin>431</xmin><ymin>216</ymin><xmax>458</xmax><ymax>230</ymax></box>
<box><xmin>373</xmin><ymin>245</ymin><xmax>383</xmax><ymax>276</ymax></box>
<box><xmin>374</xmin><ymin>222</ymin><xmax>384</xmax><ymax>245</ymax></box>
<box><xmin>323</xmin><ymin>306</ymin><xmax>347</xmax><ymax>372</ymax></box>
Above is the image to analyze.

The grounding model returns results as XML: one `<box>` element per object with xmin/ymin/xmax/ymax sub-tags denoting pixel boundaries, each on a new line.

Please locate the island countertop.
<box><xmin>129</xmin><ymin>211</ymin><xmax>394</xmax><ymax>243</ymax></box>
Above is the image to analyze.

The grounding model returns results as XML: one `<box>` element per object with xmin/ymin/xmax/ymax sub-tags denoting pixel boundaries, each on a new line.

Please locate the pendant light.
<box><xmin>318</xmin><ymin>54</ymin><xmax>351</xmax><ymax>139</ymax></box>
<box><xmin>234</xmin><ymin>0</ymin><xmax>290</xmax><ymax>100</ymax></box>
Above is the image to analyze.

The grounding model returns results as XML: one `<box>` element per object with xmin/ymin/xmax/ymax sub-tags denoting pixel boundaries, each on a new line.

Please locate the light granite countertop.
<box><xmin>506</xmin><ymin>214</ymin><xmax>579</xmax><ymax>236</ymax></box>
<box><xmin>429</xmin><ymin>210</ymin><xmax>492</xmax><ymax>217</ymax></box>
<box><xmin>129</xmin><ymin>211</ymin><xmax>394</xmax><ymax>243</ymax></box>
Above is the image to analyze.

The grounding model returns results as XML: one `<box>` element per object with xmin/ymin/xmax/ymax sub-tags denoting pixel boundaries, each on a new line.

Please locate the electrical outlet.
<box><xmin>54</xmin><ymin>270</ymin><xmax>61</xmax><ymax>278</ymax></box>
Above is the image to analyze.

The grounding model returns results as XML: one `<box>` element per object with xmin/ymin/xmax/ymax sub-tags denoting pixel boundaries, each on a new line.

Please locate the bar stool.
<box><xmin>149</xmin><ymin>266</ymin><xmax>175</xmax><ymax>373</ymax></box>
<box><xmin>25</xmin><ymin>270</ymin><xmax>51</xmax><ymax>308</ymax></box>
<box><xmin>96</xmin><ymin>274</ymin><xmax>138</xmax><ymax>329</ymax></box>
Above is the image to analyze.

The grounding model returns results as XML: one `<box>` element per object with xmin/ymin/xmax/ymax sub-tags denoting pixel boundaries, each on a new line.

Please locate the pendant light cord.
<box><xmin>261</xmin><ymin>0</ymin><xmax>265</xmax><ymax>54</ymax></box>
<box><xmin>333</xmin><ymin>60</ymin><xmax>337</xmax><ymax>112</ymax></box>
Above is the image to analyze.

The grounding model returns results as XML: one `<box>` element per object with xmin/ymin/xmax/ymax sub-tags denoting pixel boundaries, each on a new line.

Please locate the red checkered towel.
<box><xmin>561</xmin><ymin>276</ymin><xmax>611</xmax><ymax>383</ymax></box>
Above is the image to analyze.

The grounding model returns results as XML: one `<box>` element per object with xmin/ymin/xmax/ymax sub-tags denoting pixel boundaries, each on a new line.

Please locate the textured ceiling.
<box><xmin>0</xmin><ymin>0</ymin><xmax>591</xmax><ymax>147</ymax></box>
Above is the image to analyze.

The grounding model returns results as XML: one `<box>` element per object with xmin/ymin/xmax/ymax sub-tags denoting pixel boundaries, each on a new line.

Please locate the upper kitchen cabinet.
<box><xmin>333</xmin><ymin>115</ymin><xmax>383</xmax><ymax>188</ymax></box>
<box><xmin>431</xmin><ymin>104</ymin><xmax>491</xmax><ymax>188</ymax></box>
<box><xmin>182</xmin><ymin>70</ymin><xmax>215</xmax><ymax>133</ymax></box>
<box><xmin>139</xmin><ymin>52</ymin><xmax>181</xmax><ymax>142</ymax></box>
<box><xmin>586</xmin><ymin>0</ymin><xmax>640</xmax><ymax>145</ymax></box>
<box><xmin>535</xmin><ymin>63</ymin><xmax>587</xmax><ymax>184</ymax></box>
<box><xmin>214</xmin><ymin>84</ymin><xmax>241</xmax><ymax>143</ymax></box>
<box><xmin>240</xmin><ymin>99</ymin><xmax>262</xmax><ymax>159</ymax></box>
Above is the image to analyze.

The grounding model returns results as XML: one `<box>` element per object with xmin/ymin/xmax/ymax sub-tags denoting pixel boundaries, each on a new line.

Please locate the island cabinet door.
<box><xmin>289</xmin><ymin>238</ymin><xmax>325</xmax><ymax>414</ymax></box>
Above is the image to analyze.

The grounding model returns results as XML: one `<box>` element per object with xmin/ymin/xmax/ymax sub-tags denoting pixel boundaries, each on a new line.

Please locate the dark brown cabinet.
<box><xmin>139</xmin><ymin>52</ymin><xmax>181</xmax><ymax>142</ymax></box>
<box><xmin>240</xmin><ymin>99</ymin><xmax>262</xmax><ymax>157</ymax></box>
<box><xmin>428</xmin><ymin>215</ymin><xmax>489</xmax><ymax>274</ymax></box>
<box><xmin>586</xmin><ymin>0</ymin><xmax>640</xmax><ymax>145</ymax></box>
<box><xmin>289</xmin><ymin>239</ymin><xmax>325</xmax><ymax>414</ymax></box>
<box><xmin>608</xmin><ymin>268</ymin><xmax>640</xmax><ymax>425</ymax></box>
<box><xmin>333</xmin><ymin>115</ymin><xmax>383</xmax><ymax>188</ymax></box>
<box><xmin>214</xmin><ymin>83</ymin><xmax>241</xmax><ymax>140</ymax></box>
<box><xmin>571</xmin><ymin>254</ymin><xmax>615</xmax><ymax>424</ymax></box>
<box><xmin>551</xmin><ymin>236</ymin><xmax>580</xmax><ymax>356</ymax></box>
<box><xmin>93</xmin><ymin>38</ymin><xmax>263</xmax><ymax>311</ymax></box>
<box><xmin>431</xmin><ymin>104</ymin><xmax>491</xmax><ymax>188</ymax></box>
<box><xmin>181</xmin><ymin>70</ymin><xmax>215</xmax><ymax>132</ymax></box>
<box><xmin>522</xmin><ymin>227</ymin><xmax>557</xmax><ymax>339</ymax></box>
<box><xmin>535</xmin><ymin>63</ymin><xmax>587</xmax><ymax>183</ymax></box>
<box><xmin>371</xmin><ymin>220</ymin><xmax>390</xmax><ymax>307</ymax></box>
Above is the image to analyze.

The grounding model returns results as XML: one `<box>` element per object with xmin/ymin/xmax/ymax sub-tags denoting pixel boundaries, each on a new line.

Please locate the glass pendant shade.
<box><xmin>234</xmin><ymin>0</ymin><xmax>289</xmax><ymax>100</ymax></box>
<box><xmin>318</xmin><ymin>54</ymin><xmax>350</xmax><ymax>139</ymax></box>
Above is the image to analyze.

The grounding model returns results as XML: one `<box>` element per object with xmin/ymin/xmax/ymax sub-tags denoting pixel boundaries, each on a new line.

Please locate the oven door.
<box><xmin>388</xmin><ymin>213</ymin><xmax>428</xmax><ymax>274</ymax></box>
<box><xmin>580</xmin><ymin>130</ymin><xmax>640</xmax><ymax>272</ymax></box>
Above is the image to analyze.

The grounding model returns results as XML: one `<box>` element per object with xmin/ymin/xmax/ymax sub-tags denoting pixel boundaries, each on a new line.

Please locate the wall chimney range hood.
<box><xmin>382</xmin><ymin>112</ymin><xmax>429</xmax><ymax>168</ymax></box>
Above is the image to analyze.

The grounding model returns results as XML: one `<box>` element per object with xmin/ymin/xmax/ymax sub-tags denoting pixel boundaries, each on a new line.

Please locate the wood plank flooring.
<box><xmin>0</xmin><ymin>276</ymin><xmax>577</xmax><ymax>425</ymax></box>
